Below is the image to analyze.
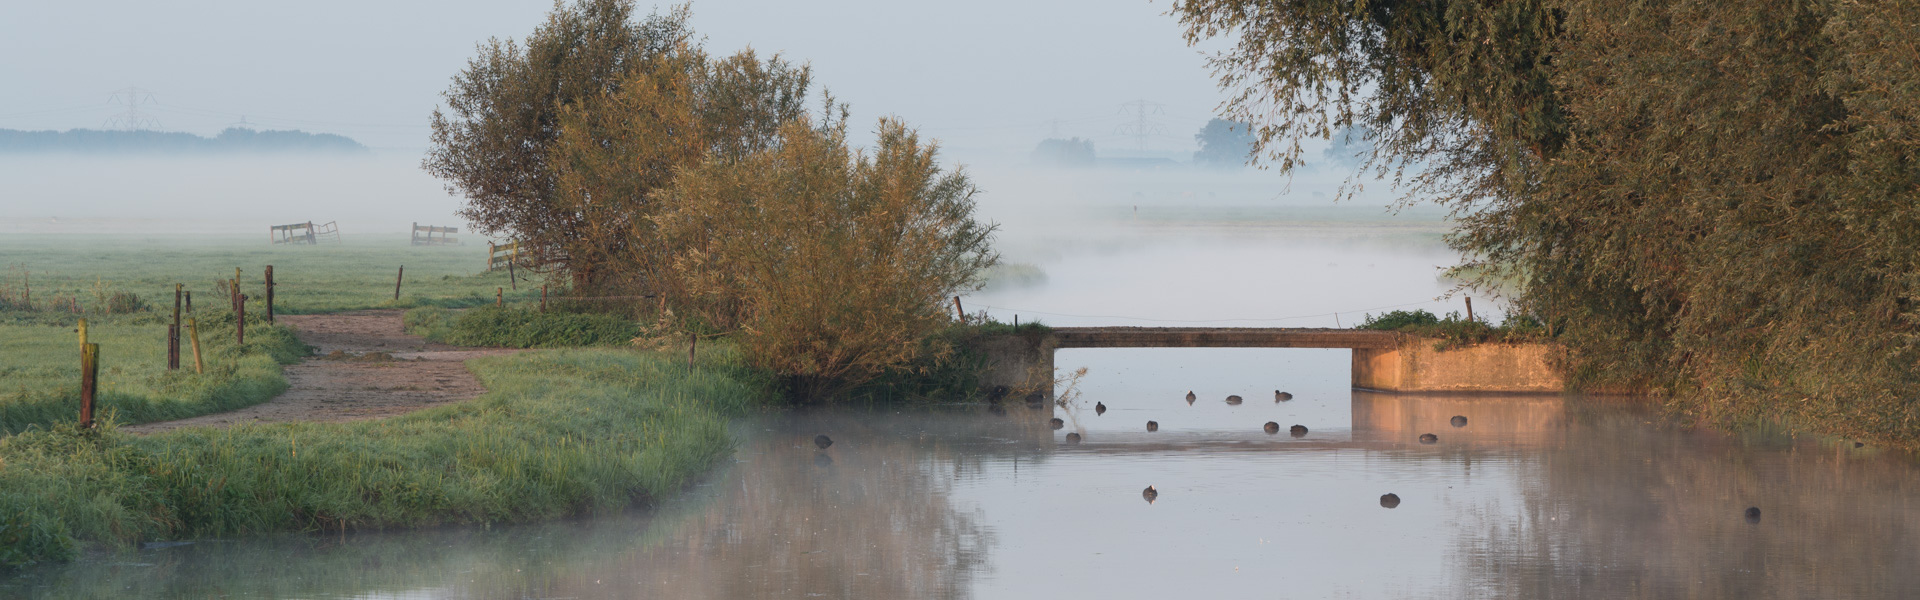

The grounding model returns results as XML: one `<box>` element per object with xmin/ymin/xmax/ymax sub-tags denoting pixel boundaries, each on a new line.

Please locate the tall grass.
<box><xmin>0</xmin><ymin>346</ymin><xmax>772</xmax><ymax>567</ymax></box>
<box><xmin>0</xmin><ymin>312</ymin><xmax>305</xmax><ymax>434</ymax></box>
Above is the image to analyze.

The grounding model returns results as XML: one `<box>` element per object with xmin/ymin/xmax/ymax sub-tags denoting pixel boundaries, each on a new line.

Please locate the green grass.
<box><xmin>403</xmin><ymin>306</ymin><xmax>642</xmax><ymax>348</ymax></box>
<box><xmin>0</xmin><ymin>311</ymin><xmax>306</xmax><ymax>434</ymax></box>
<box><xmin>0</xmin><ymin>345</ymin><xmax>772</xmax><ymax>567</ymax></box>
<box><xmin>0</xmin><ymin>234</ymin><xmax>544</xmax><ymax>315</ymax></box>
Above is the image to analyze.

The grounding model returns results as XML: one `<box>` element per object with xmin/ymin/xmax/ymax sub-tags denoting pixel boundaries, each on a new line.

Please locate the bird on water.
<box><xmin>1185</xmin><ymin>391</ymin><xmax>1197</xmax><ymax>405</ymax></box>
<box><xmin>1095</xmin><ymin>401</ymin><xmax>1107</xmax><ymax>415</ymax></box>
<box><xmin>1225</xmin><ymin>395</ymin><xmax>1243</xmax><ymax>405</ymax></box>
<box><xmin>1049</xmin><ymin>417</ymin><xmax>1065</xmax><ymax>430</ymax></box>
<box><xmin>1065</xmin><ymin>432</ymin><xmax>1083</xmax><ymax>444</ymax></box>
<box><xmin>814</xmin><ymin>434</ymin><xmax>833</xmax><ymax>450</ymax></box>
<box><xmin>1264</xmin><ymin>422</ymin><xmax>1280</xmax><ymax>434</ymax></box>
<box><xmin>1419</xmin><ymin>433</ymin><xmax>1438</xmax><ymax>444</ymax></box>
<box><xmin>1745</xmin><ymin>507</ymin><xmax>1762</xmax><ymax>523</ymax></box>
<box><xmin>1146</xmin><ymin>420</ymin><xmax>1159</xmax><ymax>432</ymax></box>
<box><xmin>1380</xmin><ymin>493</ymin><xmax>1401</xmax><ymax>509</ymax></box>
<box><xmin>1290</xmin><ymin>424</ymin><xmax>1309</xmax><ymax>438</ymax></box>
<box><xmin>1275</xmin><ymin>391</ymin><xmax>1293</xmax><ymax>402</ymax></box>
<box><xmin>1450</xmin><ymin>415</ymin><xmax>1469</xmax><ymax>428</ymax></box>
<box><xmin>1142</xmin><ymin>485</ymin><xmax>1159</xmax><ymax>504</ymax></box>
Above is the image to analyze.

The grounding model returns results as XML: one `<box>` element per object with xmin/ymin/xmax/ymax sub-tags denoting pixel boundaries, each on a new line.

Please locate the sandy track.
<box><xmin>125</xmin><ymin>310</ymin><xmax>517</xmax><ymax>434</ymax></box>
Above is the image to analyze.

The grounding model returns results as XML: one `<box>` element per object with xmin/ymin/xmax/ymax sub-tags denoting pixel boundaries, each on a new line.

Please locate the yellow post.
<box><xmin>77</xmin><ymin>318</ymin><xmax>87</xmax><ymax>350</ymax></box>
<box><xmin>189</xmin><ymin>317</ymin><xmax>204</xmax><ymax>374</ymax></box>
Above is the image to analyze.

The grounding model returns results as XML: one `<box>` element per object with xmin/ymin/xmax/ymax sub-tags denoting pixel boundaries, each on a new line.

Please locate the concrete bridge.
<box><xmin>980</xmin><ymin>327</ymin><xmax>1564</xmax><ymax>395</ymax></box>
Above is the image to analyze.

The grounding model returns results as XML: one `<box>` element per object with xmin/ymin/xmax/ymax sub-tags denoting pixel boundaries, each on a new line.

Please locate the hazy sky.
<box><xmin>1</xmin><ymin>0</ymin><xmax>1229</xmax><ymax>156</ymax></box>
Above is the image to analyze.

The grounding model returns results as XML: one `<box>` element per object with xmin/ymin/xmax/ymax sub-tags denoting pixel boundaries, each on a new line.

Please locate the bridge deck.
<box><xmin>1049</xmin><ymin>327</ymin><xmax>1397</xmax><ymax>350</ymax></box>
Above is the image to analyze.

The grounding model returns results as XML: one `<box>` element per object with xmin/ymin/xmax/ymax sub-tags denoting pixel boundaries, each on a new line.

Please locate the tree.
<box><xmin>423</xmin><ymin>0</ymin><xmax>695</xmax><ymax>286</ymax></box>
<box><xmin>1174</xmin><ymin>0</ymin><xmax>1920</xmax><ymax>443</ymax></box>
<box><xmin>1031</xmin><ymin>137</ymin><xmax>1096</xmax><ymax>166</ymax></box>
<box><xmin>1191</xmin><ymin>118</ymin><xmax>1255</xmax><ymax>168</ymax></box>
<box><xmin>654</xmin><ymin>116</ymin><xmax>999</xmax><ymax>399</ymax></box>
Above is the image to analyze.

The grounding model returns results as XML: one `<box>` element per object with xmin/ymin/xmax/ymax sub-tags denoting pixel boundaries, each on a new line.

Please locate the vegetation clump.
<box><xmin>1358</xmin><ymin>309</ymin><xmax>1545</xmax><ymax>350</ymax></box>
<box><xmin>403</xmin><ymin>306</ymin><xmax>642</xmax><ymax>348</ymax></box>
<box><xmin>1175</xmin><ymin>1</ymin><xmax>1920</xmax><ymax>445</ymax></box>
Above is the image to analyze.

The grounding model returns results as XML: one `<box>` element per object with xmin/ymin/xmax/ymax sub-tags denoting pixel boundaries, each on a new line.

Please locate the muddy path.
<box><xmin>125</xmin><ymin>309</ymin><xmax>518</xmax><ymax>434</ymax></box>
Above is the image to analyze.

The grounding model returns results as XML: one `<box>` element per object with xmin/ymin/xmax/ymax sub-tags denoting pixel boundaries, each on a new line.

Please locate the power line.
<box><xmin>1115</xmin><ymin>99</ymin><xmax>1167</xmax><ymax>151</ymax></box>
<box><xmin>104</xmin><ymin>87</ymin><xmax>161</xmax><ymax>131</ymax></box>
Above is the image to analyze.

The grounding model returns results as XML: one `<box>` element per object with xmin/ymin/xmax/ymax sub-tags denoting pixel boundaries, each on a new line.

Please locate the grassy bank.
<box><xmin>0</xmin><ymin>234</ymin><xmax>537</xmax><ymax>315</ymax></box>
<box><xmin>0</xmin><ymin>312</ymin><xmax>305</xmax><ymax>434</ymax></box>
<box><xmin>404</xmin><ymin>306</ymin><xmax>641</xmax><ymax>348</ymax></box>
<box><xmin>1357</xmin><ymin>309</ymin><xmax>1548</xmax><ymax>350</ymax></box>
<box><xmin>0</xmin><ymin>346</ymin><xmax>772</xmax><ymax>567</ymax></box>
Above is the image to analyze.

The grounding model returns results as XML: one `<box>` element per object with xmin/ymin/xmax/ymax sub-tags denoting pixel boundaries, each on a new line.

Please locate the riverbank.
<box><xmin>0</xmin><ymin>345</ymin><xmax>773</xmax><ymax>567</ymax></box>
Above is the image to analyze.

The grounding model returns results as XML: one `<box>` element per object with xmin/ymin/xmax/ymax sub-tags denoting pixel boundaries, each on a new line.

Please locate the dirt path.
<box><xmin>125</xmin><ymin>309</ymin><xmax>518</xmax><ymax>434</ymax></box>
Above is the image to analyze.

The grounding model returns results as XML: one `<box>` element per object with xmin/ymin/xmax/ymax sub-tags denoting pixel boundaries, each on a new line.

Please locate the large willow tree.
<box><xmin>1174</xmin><ymin>1</ymin><xmax>1920</xmax><ymax>441</ymax></box>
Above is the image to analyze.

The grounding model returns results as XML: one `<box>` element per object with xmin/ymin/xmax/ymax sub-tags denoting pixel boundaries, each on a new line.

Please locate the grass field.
<box><xmin>0</xmin><ymin>312</ymin><xmax>305</xmax><ymax>435</ymax></box>
<box><xmin>0</xmin><ymin>345</ymin><xmax>772</xmax><ymax>567</ymax></box>
<box><xmin>0</xmin><ymin>234</ymin><xmax>542</xmax><ymax>315</ymax></box>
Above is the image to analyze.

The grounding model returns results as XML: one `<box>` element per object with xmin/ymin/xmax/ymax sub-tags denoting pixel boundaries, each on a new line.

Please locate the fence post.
<box><xmin>541</xmin><ymin>285</ymin><xmax>548</xmax><ymax>313</ymax></box>
<box><xmin>265</xmin><ymin>265</ymin><xmax>275</xmax><ymax>323</ymax></box>
<box><xmin>394</xmin><ymin>266</ymin><xmax>404</xmax><ymax>301</ymax></box>
<box><xmin>185</xmin><ymin>291</ymin><xmax>192</xmax><ymax>315</ymax></box>
<box><xmin>496</xmin><ymin>287</ymin><xmax>503</xmax><ymax>308</ymax></box>
<box><xmin>236</xmin><ymin>294</ymin><xmax>246</xmax><ymax>345</ymax></box>
<box><xmin>488</xmin><ymin>242</ymin><xmax>495</xmax><ymax>271</ymax></box>
<box><xmin>77</xmin><ymin>318</ymin><xmax>87</xmax><ymax>350</ymax></box>
<box><xmin>1465</xmin><ymin>297</ymin><xmax>1476</xmax><ymax>323</ymax></box>
<box><xmin>80</xmin><ymin>343</ymin><xmax>98</xmax><ymax>428</ymax></box>
<box><xmin>507</xmin><ymin>255</ymin><xmax>517</xmax><ymax>290</ymax></box>
<box><xmin>189</xmin><ymin>317</ymin><xmax>204</xmax><ymax>374</ymax></box>
<box><xmin>953</xmin><ymin>296</ymin><xmax>966</xmax><ymax>323</ymax></box>
<box><xmin>688</xmin><ymin>332</ymin><xmax>697</xmax><ymax>367</ymax></box>
<box><xmin>170</xmin><ymin>284</ymin><xmax>182</xmax><ymax>370</ymax></box>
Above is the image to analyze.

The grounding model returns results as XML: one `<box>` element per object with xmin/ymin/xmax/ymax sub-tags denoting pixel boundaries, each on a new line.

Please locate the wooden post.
<box><xmin>77</xmin><ymin>318</ymin><xmax>87</xmax><ymax>350</ymax></box>
<box><xmin>185</xmin><ymin>291</ymin><xmax>192</xmax><ymax>315</ymax></box>
<box><xmin>236</xmin><ymin>294</ymin><xmax>246</xmax><ymax>345</ymax></box>
<box><xmin>79</xmin><ymin>343</ymin><xmax>98</xmax><ymax>428</ymax></box>
<box><xmin>265</xmin><ymin>265</ymin><xmax>275</xmax><ymax>323</ymax></box>
<box><xmin>953</xmin><ymin>296</ymin><xmax>965</xmax><ymax>323</ymax></box>
<box><xmin>507</xmin><ymin>255</ymin><xmax>517</xmax><ymax>291</ymax></box>
<box><xmin>496</xmin><ymin>287</ymin><xmax>503</xmax><ymax>308</ymax></box>
<box><xmin>188</xmin><ymin>317</ymin><xmax>204</xmax><ymax>374</ymax></box>
<box><xmin>1465</xmin><ymin>297</ymin><xmax>1476</xmax><ymax>323</ymax></box>
<box><xmin>688</xmin><ymin>332</ymin><xmax>697</xmax><ymax>367</ymax></box>
<box><xmin>394</xmin><ymin>266</ymin><xmax>404</xmax><ymax>301</ymax></box>
<box><xmin>230</xmin><ymin>278</ymin><xmax>240</xmax><ymax>314</ymax></box>
<box><xmin>170</xmin><ymin>284</ymin><xmax>182</xmax><ymax>370</ymax></box>
<box><xmin>541</xmin><ymin>285</ymin><xmax>548</xmax><ymax>313</ymax></box>
<box><xmin>488</xmin><ymin>242</ymin><xmax>495</xmax><ymax>271</ymax></box>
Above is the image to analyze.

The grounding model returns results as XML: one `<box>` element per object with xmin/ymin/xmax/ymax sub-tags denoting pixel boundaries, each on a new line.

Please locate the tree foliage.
<box><xmin>654</xmin><ymin>117</ymin><xmax>999</xmax><ymax>399</ymax></box>
<box><xmin>1175</xmin><ymin>0</ymin><xmax>1920</xmax><ymax>442</ymax></box>
<box><xmin>1192</xmin><ymin>118</ymin><xmax>1256</xmax><ymax>168</ymax></box>
<box><xmin>423</xmin><ymin>1</ymin><xmax>699</xmax><ymax>285</ymax></box>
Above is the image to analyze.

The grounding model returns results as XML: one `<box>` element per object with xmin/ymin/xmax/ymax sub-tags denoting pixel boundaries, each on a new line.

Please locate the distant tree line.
<box><xmin>1175</xmin><ymin>1</ymin><xmax>1920</xmax><ymax>444</ymax></box>
<box><xmin>0</xmin><ymin>127</ymin><xmax>368</xmax><ymax>154</ymax></box>
<box><xmin>425</xmin><ymin>1</ymin><xmax>996</xmax><ymax>399</ymax></box>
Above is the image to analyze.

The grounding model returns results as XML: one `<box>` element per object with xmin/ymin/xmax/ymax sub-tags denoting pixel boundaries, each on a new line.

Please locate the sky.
<box><xmin>0</xmin><ymin>0</ymin><xmax>1230</xmax><ymax>157</ymax></box>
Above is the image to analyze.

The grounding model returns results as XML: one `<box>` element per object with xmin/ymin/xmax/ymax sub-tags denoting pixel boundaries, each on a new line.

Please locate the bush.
<box><xmin>1359</xmin><ymin>309</ymin><xmax>1547</xmax><ymax>349</ymax></box>
<box><xmin>655</xmin><ymin>117</ymin><xmax>998</xmax><ymax>400</ymax></box>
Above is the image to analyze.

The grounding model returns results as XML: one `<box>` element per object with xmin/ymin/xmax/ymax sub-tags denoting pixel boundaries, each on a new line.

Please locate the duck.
<box><xmin>1225</xmin><ymin>395</ymin><xmax>1243</xmax><ymax>405</ymax></box>
<box><xmin>1095</xmin><ymin>401</ymin><xmax>1107</xmax><ymax>416</ymax></box>
<box><xmin>1745</xmin><ymin>507</ymin><xmax>1762</xmax><ymax>523</ymax></box>
<box><xmin>1289</xmin><ymin>424</ymin><xmax>1308</xmax><ymax>438</ymax></box>
<box><xmin>1142</xmin><ymin>485</ymin><xmax>1159</xmax><ymax>504</ymax></box>
<box><xmin>986</xmin><ymin>385</ymin><xmax>1010</xmax><ymax>404</ymax></box>
<box><xmin>1185</xmin><ymin>391</ymin><xmax>1197</xmax><ymax>404</ymax></box>
<box><xmin>1450</xmin><ymin>415</ymin><xmax>1469</xmax><ymax>428</ymax></box>
<box><xmin>1380</xmin><ymin>493</ymin><xmax>1401</xmax><ymax>509</ymax></box>
<box><xmin>1024</xmin><ymin>392</ymin><xmax>1046</xmax><ymax>408</ymax></box>
<box><xmin>1049</xmin><ymin>417</ymin><xmax>1065</xmax><ymax>430</ymax></box>
<box><xmin>1419</xmin><ymin>433</ymin><xmax>1438</xmax><ymax>444</ymax></box>
<box><xmin>814</xmin><ymin>434</ymin><xmax>833</xmax><ymax>450</ymax></box>
<box><xmin>1146</xmin><ymin>420</ymin><xmax>1159</xmax><ymax>432</ymax></box>
<box><xmin>1275</xmin><ymin>391</ymin><xmax>1293</xmax><ymax>402</ymax></box>
<box><xmin>1264</xmin><ymin>422</ymin><xmax>1280</xmax><ymax>434</ymax></box>
<box><xmin>1065</xmin><ymin>432</ymin><xmax>1083</xmax><ymax>444</ymax></box>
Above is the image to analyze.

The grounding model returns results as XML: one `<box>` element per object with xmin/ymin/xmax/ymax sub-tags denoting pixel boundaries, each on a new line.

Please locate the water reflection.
<box><xmin>11</xmin><ymin>391</ymin><xmax>1920</xmax><ymax>599</ymax></box>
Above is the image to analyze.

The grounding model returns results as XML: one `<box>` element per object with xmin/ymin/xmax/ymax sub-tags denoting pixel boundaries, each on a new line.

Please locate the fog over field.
<box><xmin>0</xmin><ymin>0</ymin><xmax>1440</xmax><ymax>239</ymax></box>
